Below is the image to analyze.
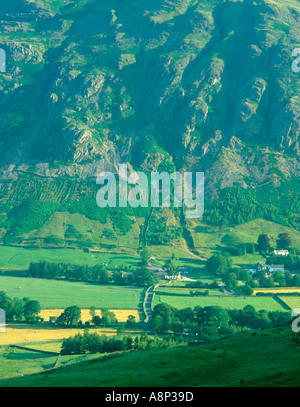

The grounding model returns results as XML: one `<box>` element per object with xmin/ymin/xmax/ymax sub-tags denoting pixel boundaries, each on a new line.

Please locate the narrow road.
<box><xmin>219</xmin><ymin>283</ymin><xmax>235</xmax><ymax>296</ymax></box>
<box><xmin>142</xmin><ymin>285</ymin><xmax>156</xmax><ymax>331</ymax></box>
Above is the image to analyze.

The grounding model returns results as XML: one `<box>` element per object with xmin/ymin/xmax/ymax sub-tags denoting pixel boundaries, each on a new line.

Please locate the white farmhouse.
<box><xmin>273</xmin><ymin>250</ymin><xmax>289</xmax><ymax>256</ymax></box>
<box><xmin>248</xmin><ymin>262</ymin><xmax>285</xmax><ymax>275</ymax></box>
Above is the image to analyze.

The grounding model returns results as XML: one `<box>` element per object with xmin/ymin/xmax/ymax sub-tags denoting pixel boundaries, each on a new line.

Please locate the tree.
<box><xmin>221</xmin><ymin>234</ymin><xmax>241</xmax><ymax>248</ymax></box>
<box><xmin>140</xmin><ymin>247</ymin><xmax>151</xmax><ymax>267</ymax></box>
<box><xmin>277</xmin><ymin>233</ymin><xmax>292</xmax><ymax>250</ymax></box>
<box><xmin>171</xmin><ymin>322</ymin><xmax>184</xmax><ymax>335</ymax></box>
<box><xmin>269</xmin><ymin>311</ymin><xmax>291</xmax><ymax>327</ymax></box>
<box><xmin>206</xmin><ymin>254</ymin><xmax>232</xmax><ymax>276</ymax></box>
<box><xmin>292</xmin><ymin>275</ymin><xmax>300</xmax><ymax>287</ymax></box>
<box><xmin>222</xmin><ymin>272</ymin><xmax>237</xmax><ymax>292</ymax></box>
<box><xmin>23</xmin><ymin>300</ymin><xmax>41</xmax><ymax>323</ymax></box>
<box><xmin>92</xmin><ymin>315</ymin><xmax>102</xmax><ymax>326</ymax></box>
<box><xmin>238</xmin><ymin>269</ymin><xmax>251</xmax><ymax>282</ymax></box>
<box><xmin>99</xmin><ymin>268</ymin><xmax>110</xmax><ymax>283</ymax></box>
<box><xmin>257</xmin><ymin>234</ymin><xmax>271</xmax><ymax>252</ymax></box>
<box><xmin>117</xmin><ymin>325</ymin><xmax>125</xmax><ymax>335</ymax></box>
<box><xmin>12</xmin><ymin>299</ymin><xmax>25</xmax><ymax>321</ymax></box>
<box><xmin>101</xmin><ymin>309</ymin><xmax>117</xmax><ymax>327</ymax></box>
<box><xmin>112</xmin><ymin>270</ymin><xmax>125</xmax><ymax>285</ymax></box>
<box><xmin>57</xmin><ymin>306</ymin><xmax>81</xmax><ymax>326</ymax></box>
<box><xmin>194</xmin><ymin>306</ymin><xmax>230</xmax><ymax>340</ymax></box>
<box><xmin>151</xmin><ymin>314</ymin><xmax>165</xmax><ymax>332</ymax></box>
<box><xmin>251</xmin><ymin>310</ymin><xmax>271</xmax><ymax>330</ymax></box>
<box><xmin>235</xmin><ymin>305</ymin><xmax>257</xmax><ymax>328</ymax></box>
<box><xmin>246</xmin><ymin>243</ymin><xmax>256</xmax><ymax>254</ymax></box>
<box><xmin>176</xmin><ymin>307</ymin><xmax>195</xmax><ymax>324</ymax></box>
<box><xmin>240</xmin><ymin>284</ymin><xmax>253</xmax><ymax>296</ymax></box>
<box><xmin>132</xmin><ymin>267</ymin><xmax>158</xmax><ymax>287</ymax></box>
<box><xmin>126</xmin><ymin>315</ymin><xmax>136</xmax><ymax>326</ymax></box>
<box><xmin>259</xmin><ymin>275</ymin><xmax>275</xmax><ymax>288</ymax></box>
<box><xmin>150</xmin><ymin>303</ymin><xmax>176</xmax><ymax>332</ymax></box>
<box><xmin>89</xmin><ymin>307</ymin><xmax>96</xmax><ymax>320</ymax></box>
<box><xmin>237</xmin><ymin>244</ymin><xmax>247</xmax><ymax>256</ymax></box>
<box><xmin>164</xmin><ymin>258</ymin><xmax>180</xmax><ymax>278</ymax></box>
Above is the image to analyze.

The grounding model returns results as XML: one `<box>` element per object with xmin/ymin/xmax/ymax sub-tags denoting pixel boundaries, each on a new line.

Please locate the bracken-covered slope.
<box><xmin>0</xmin><ymin>0</ymin><xmax>300</xmax><ymax>188</ymax></box>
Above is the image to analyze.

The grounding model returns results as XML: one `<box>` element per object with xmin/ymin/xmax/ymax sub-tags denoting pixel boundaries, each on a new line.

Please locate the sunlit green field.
<box><xmin>153</xmin><ymin>293</ymin><xmax>286</xmax><ymax>311</ymax></box>
<box><xmin>0</xmin><ymin>276</ymin><xmax>144</xmax><ymax>309</ymax></box>
<box><xmin>0</xmin><ymin>245</ymin><xmax>140</xmax><ymax>270</ymax></box>
<box><xmin>0</xmin><ymin>346</ymin><xmax>101</xmax><ymax>379</ymax></box>
<box><xmin>155</xmin><ymin>287</ymin><xmax>223</xmax><ymax>296</ymax></box>
<box><xmin>279</xmin><ymin>297</ymin><xmax>300</xmax><ymax>311</ymax></box>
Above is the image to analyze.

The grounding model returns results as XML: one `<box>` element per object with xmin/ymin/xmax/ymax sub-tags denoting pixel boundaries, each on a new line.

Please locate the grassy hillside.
<box><xmin>1</xmin><ymin>326</ymin><xmax>300</xmax><ymax>387</ymax></box>
<box><xmin>0</xmin><ymin>346</ymin><xmax>102</xmax><ymax>379</ymax></box>
<box><xmin>189</xmin><ymin>218</ymin><xmax>300</xmax><ymax>259</ymax></box>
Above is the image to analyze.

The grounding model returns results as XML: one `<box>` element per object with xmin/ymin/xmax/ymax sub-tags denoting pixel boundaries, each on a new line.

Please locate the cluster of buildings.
<box><xmin>248</xmin><ymin>250</ymin><xmax>289</xmax><ymax>276</ymax></box>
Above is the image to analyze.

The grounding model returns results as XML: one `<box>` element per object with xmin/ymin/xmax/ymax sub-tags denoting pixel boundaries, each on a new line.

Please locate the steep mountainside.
<box><xmin>0</xmin><ymin>0</ymin><xmax>299</xmax><ymax>189</ymax></box>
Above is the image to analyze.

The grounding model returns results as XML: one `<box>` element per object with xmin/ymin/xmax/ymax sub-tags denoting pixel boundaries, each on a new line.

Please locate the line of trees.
<box><xmin>28</xmin><ymin>261</ymin><xmax>158</xmax><ymax>287</ymax></box>
<box><xmin>0</xmin><ymin>291</ymin><xmax>41</xmax><ymax>323</ymax></box>
<box><xmin>257</xmin><ymin>233</ymin><xmax>293</xmax><ymax>252</ymax></box>
<box><xmin>52</xmin><ymin>306</ymin><xmax>136</xmax><ymax>329</ymax></box>
<box><xmin>28</xmin><ymin>261</ymin><xmax>111</xmax><ymax>283</ymax></box>
<box><xmin>219</xmin><ymin>232</ymin><xmax>297</xmax><ymax>258</ymax></box>
<box><xmin>185</xmin><ymin>280</ymin><xmax>219</xmax><ymax>289</ymax></box>
<box><xmin>49</xmin><ymin>306</ymin><xmax>119</xmax><ymax>328</ymax></box>
<box><xmin>150</xmin><ymin>303</ymin><xmax>291</xmax><ymax>341</ymax></box>
<box><xmin>61</xmin><ymin>330</ymin><xmax>184</xmax><ymax>355</ymax></box>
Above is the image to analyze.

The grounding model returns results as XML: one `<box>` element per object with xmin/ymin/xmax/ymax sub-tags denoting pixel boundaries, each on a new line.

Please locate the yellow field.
<box><xmin>0</xmin><ymin>309</ymin><xmax>142</xmax><ymax>347</ymax></box>
<box><xmin>0</xmin><ymin>324</ymin><xmax>117</xmax><ymax>346</ymax></box>
<box><xmin>279</xmin><ymin>297</ymin><xmax>300</xmax><ymax>312</ymax></box>
<box><xmin>254</xmin><ymin>288</ymin><xmax>300</xmax><ymax>295</ymax></box>
<box><xmin>40</xmin><ymin>309</ymin><xmax>141</xmax><ymax>323</ymax></box>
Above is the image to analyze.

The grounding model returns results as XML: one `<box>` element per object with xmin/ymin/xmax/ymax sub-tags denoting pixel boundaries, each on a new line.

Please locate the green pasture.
<box><xmin>153</xmin><ymin>293</ymin><xmax>286</xmax><ymax>312</ymax></box>
<box><xmin>0</xmin><ymin>276</ymin><xmax>144</xmax><ymax>309</ymax></box>
<box><xmin>0</xmin><ymin>245</ymin><xmax>140</xmax><ymax>270</ymax></box>
<box><xmin>0</xmin><ymin>346</ymin><xmax>100</xmax><ymax>379</ymax></box>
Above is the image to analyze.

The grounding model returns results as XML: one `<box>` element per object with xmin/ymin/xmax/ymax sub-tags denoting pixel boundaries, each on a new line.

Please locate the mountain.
<box><xmin>0</xmin><ymin>0</ymin><xmax>299</xmax><ymax>187</ymax></box>
<box><xmin>0</xmin><ymin>0</ymin><xmax>299</xmax><ymax>248</ymax></box>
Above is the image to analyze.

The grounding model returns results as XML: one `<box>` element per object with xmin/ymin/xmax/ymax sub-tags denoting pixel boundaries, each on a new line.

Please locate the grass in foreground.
<box><xmin>1</xmin><ymin>326</ymin><xmax>300</xmax><ymax>387</ymax></box>
<box><xmin>0</xmin><ymin>346</ymin><xmax>102</xmax><ymax>379</ymax></box>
